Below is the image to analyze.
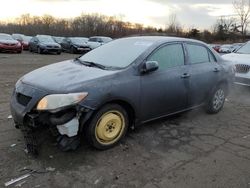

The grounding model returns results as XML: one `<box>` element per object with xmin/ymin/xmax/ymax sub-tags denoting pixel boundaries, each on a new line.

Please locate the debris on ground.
<box><xmin>45</xmin><ymin>167</ymin><xmax>56</xmax><ymax>172</ymax></box>
<box><xmin>7</xmin><ymin>115</ymin><xmax>12</xmax><ymax>119</ymax></box>
<box><xmin>24</xmin><ymin>149</ymin><xmax>28</xmax><ymax>154</ymax></box>
<box><xmin>10</xmin><ymin>144</ymin><xmax>17</xmax><ymax>147</ymax></box>
<box><xmin>4</xmin><ymin>173</ymin><xmax>31</xmax><ymax>187</ymax></box>
<box><xmin>243</xmin><ymin>135</ymin><xmax>250</xmax><ymax>139</ymax></box>
<box><xmin>94</xmin><ymin>178</ymin><xmax>102</xmax><ymax>184</ymax></box>
<box><xmin>14</xmin><ymin>181</ymin><xmax>26</xmax><ymax>187</ymax></box>
<box><xmin>49</xmin><ymin>155</ymin><xmax>53</xmax><ymax>159</ymax></box>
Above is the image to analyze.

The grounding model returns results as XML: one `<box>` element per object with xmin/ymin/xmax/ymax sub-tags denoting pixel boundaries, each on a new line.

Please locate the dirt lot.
<box><xmin>0</xmin><ymin>51</ymin><xmax>250</xmax><ymax>188</ymax></box>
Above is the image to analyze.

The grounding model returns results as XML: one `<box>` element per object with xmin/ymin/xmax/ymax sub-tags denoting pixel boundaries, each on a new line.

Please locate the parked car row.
<box><xmin>0</xmin><ymin>33</ymin><xmax>112</xmax><ymax>54</ymax></box>
<box><xmin>210</xmin><ymin>43</ymin><xmax>244</xmax><ymax>54</ymax></box>
<box><xmin>0</xmin><ymin>33</ymin><xmax>23</xmax><ymax>53</ymax></box>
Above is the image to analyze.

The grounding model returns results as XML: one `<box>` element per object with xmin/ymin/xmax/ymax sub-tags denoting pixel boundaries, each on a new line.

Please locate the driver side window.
<box><xmin>148</xmin><ymin>43</ymin><xmax>185</xmax><ymax>70</ymax></box>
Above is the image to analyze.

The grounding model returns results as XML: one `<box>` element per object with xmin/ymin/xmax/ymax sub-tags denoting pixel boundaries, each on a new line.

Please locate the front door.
<box><xmin>140</xmin><ymin>43</ymin><xmax>189</xmax><ymax>122</ymax></box>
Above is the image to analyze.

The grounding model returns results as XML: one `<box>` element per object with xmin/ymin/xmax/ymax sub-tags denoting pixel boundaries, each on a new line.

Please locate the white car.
<box><xmin>219</xmin><ymin>44</ymin><xmax>233</xmax><ymax>53</ymax></box>
<box><xmin>87</xmin><ymin>36</ymin><xmax>112</xmax><ymax>50</ymax></box>
<box><xmin>222</xmin><ymin>42</ymin><xmax>250</xmax><ymax>86</ymax></box>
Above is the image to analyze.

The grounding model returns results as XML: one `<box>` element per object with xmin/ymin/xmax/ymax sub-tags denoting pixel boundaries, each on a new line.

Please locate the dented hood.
<box><xmin>21</xmin><ymin>59</ymin><xmax>118</xmax><ymax>93</ymax></box>
<box><xmin>222</xmin><ymin>53</ymin><xmax>250</xmax><ymax>66</ymax></box>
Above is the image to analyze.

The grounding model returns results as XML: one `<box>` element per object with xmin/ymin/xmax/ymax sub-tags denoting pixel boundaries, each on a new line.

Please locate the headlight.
<box><xmin>36</xmin><ymin>92</ymin><xmax>88</xmax><ymax>110</ymax></box>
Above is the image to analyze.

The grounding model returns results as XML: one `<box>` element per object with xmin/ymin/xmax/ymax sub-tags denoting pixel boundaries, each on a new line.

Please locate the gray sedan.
<box><xmin>10</xmin><ymin>36</ymin><xmax>235</xmax><ymax>154</ymax></box>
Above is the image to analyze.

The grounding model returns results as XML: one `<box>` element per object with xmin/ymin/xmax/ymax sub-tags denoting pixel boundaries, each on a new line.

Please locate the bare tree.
<box><xmin>233</xmin><ymin>0</ymin><xmax>250</xmax><ymax>36</ymax></box>
<box><xmin>166</xmin><ymin>13</ymin><xmax>182</xmax><ymax>35</ymax></box>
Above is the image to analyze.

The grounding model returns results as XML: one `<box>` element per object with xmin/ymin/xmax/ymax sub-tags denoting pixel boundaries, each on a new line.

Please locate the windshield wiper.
<box><xmin>74</xmin><ymin>58</ymin><xmax>106</xmax><ymax>70</ymax></box>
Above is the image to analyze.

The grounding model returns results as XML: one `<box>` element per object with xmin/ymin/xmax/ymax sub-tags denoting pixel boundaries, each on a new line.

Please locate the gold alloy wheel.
<box><xmin>95</xmin><ymin>110</ymin><xmax>125</xmax><ymax>145</ymax></box>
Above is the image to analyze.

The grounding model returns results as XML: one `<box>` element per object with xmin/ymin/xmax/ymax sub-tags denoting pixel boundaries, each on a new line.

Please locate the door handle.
<box><xmin>213</xmin><ymin>67</ymin><xmax>220</xmax><ymax>72</ymax></box>
<box><xmin>181</xmin><ymin>73</ymin><xmax>191</xmax><ymax>78</ymax></box>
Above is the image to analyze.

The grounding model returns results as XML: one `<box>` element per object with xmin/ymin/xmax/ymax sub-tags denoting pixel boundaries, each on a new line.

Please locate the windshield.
<box><xmin>54</xmin><ymin>37</ymin><xmax>64</xmax><ymax>43</ymax></box>
<box><xmin>79</xmin><ymin>38</ymin><xmax>154</xmax><ymax>68</ymax></box>
<box><xmin>221</xmin><ymin>45</ymin><xmax>231</xmax><ymax>48</ymax></box>
<box><xmin>236</xmin><ymin>42</ymin><xmax>250</xmax><ymax>54</ymax></box>
<box><xmin>23</xmin><ymin>36</ymin><xmax>32</xmax><ymax>42</ymax></box>
<box><xmin>102</xmin><ymin>37</ymin><xmax>112</xmax><ymax>43</ymax></box>
<box><xmin>71</xmin><ymin>38</ymin><xmax>88</xmax><ymax>43</ymax></box>
<box><xmin>38</xmin><ymin>36</ymin><xmax>54</xmax><ymax>43</ymax></box>
<box><xmin>0</xmin><ymin>34</ymin><xmax>13</xmax><ymax>40</ymax></box>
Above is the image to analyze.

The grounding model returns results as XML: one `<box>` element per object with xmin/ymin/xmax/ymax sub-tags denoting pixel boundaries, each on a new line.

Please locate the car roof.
<box><xmin>120</xmin><ymin>36</ymin><xmax>207</xmax><ymax>46</ymax></box>
<box><xmin>90</xmin><ymin>36</ymin><xmax>112</xmax><ymax>39</ymax></box>
<box><xmin>0</xmin><ymin>33</ymin><xmax>11</xmax><ymax>36</ymax></box>
<box><xmin>36</xmin><ymin>35</ymin><xmax>52</xmax><ymax>37</ymax></box>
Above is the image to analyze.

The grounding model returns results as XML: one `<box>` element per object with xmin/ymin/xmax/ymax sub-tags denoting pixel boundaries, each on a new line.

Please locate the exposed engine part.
<box><xmin>57</xmin><ymin>135</ymin><xmax>80</xmax><ymax>152</ymax></box>
<box><xmin>49</xmin><ymin>110</ymin><xmax>76</xmax><ymax>126</ymax></box>
<box><xmin>20</xmin><ymin>125</ymin><xmax>39</xmax><ymax>155</ymax></box>
<box><xmin>56</xmin><ymin>117</ymin><xmax>79</xmax><ymax>137</ymax></box>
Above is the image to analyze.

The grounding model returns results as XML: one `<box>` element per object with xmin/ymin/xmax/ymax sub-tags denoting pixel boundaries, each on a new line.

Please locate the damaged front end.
<box><xmin>10</xmin><ymin>81</ymin><xmax>93</xmax><ymax>155</ymax></box>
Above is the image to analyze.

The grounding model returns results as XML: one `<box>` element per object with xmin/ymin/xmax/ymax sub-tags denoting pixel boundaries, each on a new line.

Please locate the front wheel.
<box><xmin>206</xmin><ymin>86</ymin><xmax>226</xmax><ymax>114</ymax></box>
<box><xmin>37</xmin><ymin>47</ymin><xmax>42</xmax><ymax>54</ymax></box>
<box><xmin>84</xmin><ymin>104</ymin><xmax>129</xmax><ymax>150</ymax></box>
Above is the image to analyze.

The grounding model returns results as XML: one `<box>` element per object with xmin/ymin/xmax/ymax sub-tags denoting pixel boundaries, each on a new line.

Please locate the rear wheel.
<box><xmin>84</xmin><ymin>104</ymin><xmax>129</xmax><ymax>150</ymax></box>
<box><xmin>70</xmin><ymin>46</ymin><xmax>76</xmax><ymax>54</ymax></box>
<box><xmin>206</xmin><ymin>86</ymin><xmax>226</xmax><ymax>114</ymax></box>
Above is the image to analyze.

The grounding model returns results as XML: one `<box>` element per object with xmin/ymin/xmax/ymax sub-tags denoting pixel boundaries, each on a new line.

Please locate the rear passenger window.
<box><xmin>148</xmin><ymin>44</ymin><xmax>184</xmax><ymax>70</ymax></box>
<box><xmin>186</xmin><ymin>44</ymin><xmax>209</xmax><ymax>64</ymax></box>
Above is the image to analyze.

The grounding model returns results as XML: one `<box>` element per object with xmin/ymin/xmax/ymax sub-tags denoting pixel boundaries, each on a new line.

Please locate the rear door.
<box><xmin>140</xmin><ymin>43</ymin><xmax>189</xmax><ymax>121</ymax></box>
<box><xmin>185</xmin><ymin>43</ymin><xmax>221</xmax><ymax>107</ymax></box>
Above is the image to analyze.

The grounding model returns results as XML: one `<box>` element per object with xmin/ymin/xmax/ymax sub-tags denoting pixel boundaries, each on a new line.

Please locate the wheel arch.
<box><xmin>97</xmin><ymin>99</ymin><xmax>137</xmax><ymax>128</ymax></box>
<box><xmin>217</xmin><ymin>80</ymin><xmax>229</xmax><ymax>95</ymax></box>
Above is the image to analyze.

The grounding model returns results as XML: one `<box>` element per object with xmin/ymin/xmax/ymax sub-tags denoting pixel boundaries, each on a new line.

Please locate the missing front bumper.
<box><xmin>17</xmin><ymin>107</ymin><xmax>92</xmax><ymax>155</ymax></box>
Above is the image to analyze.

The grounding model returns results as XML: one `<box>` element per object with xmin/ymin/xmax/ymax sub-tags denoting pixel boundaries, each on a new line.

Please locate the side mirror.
<box><xmin>142</xmin><ymin>61</ymin><xmax>159</xmax><ymax>73</ymax></box>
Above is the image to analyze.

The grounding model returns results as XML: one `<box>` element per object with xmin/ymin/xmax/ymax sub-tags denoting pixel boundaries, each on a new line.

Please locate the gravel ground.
<box><xmin>0</xmin><ymin>51</ymin><xmax>250</xmax><ymax>188</ymax></box>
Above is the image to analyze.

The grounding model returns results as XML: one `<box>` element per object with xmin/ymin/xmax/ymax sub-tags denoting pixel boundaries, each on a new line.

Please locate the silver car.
<box><xmin>223</xmin><ymin>42</ymin><xmax>250</xmax><ymax>86</ymax></box>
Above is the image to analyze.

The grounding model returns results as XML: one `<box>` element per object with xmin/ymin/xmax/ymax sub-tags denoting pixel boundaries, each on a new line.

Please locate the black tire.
<box><xmin>57</xmin><ymin>51</ymin><xmax>61</xmax><ymax>55</ymax></box>
<box><xmin>70</xmin><ymin>46</ymin><xmax>76</xmax><ymax>54</ymax></box>
<box><xmin>37</xmin><ymin>47</ymin><xmax>42</xmax><ymax>54</ymax></box>
<box><xmin>206</xmin><ymin>85</ymin><xmax>226</xmax><ymax>114</ymax></box>
<box><xmin>29</xmin><ymin>46</ymin><xmax>32</xmax><ymax>52</ymax></box>
<box><xmin>84</xmin><ymin>104</ymin><xmax>129</xmax><ymax>150</ymax></box>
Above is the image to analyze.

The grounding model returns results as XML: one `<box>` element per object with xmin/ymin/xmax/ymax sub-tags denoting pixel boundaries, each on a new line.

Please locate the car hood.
<box><xmin>0</xmin><ymin>39</ymin><xmax>18</xmax><ymax>44</ymax></box>
<box><xmin>222</xmin><ymin>53</ymin><xmax>250</xmax><ymax>65</ymax></box>
<box><xmin>73</xmin><ymin>42</ymin><xmax>88</xmax><ymax>46</ymax></box>
<box><xmin>21</xmin><ymin>60</ymin><xmax>118</xmax><ymax>93</ymax></box>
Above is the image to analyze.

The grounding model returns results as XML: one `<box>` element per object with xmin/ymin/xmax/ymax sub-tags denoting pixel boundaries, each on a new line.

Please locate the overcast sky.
<box><xmin>0</xmin><ymin>0</ymin><xmax>235</xmax><ymax>29</ymax></box>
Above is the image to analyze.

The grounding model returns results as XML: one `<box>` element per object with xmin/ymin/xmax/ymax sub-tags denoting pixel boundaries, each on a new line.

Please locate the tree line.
<box><xmin>0</xmin><ymin>0</ymin><xmax>250</xmax><ymax>43</ymax></box>
<box><xmin>0</xmin><ymin>14</ymin><xmax>159</xmax><ymax>38</ymax></box>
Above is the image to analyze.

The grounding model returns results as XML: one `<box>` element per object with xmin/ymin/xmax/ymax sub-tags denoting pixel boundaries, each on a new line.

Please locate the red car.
<box><xmin>210</xmin><ymin>44</ymin><xmax>221</xmax><ymax>53</ymax></box>
<box><xmin>12</xmin><ymin>34</ymin><xmax>32</xmax><ymax>50</ymax></box>
<box><xmin>0</xmin><ymin>33</ymin><xmax>22</xmax><ymax>53</ymax></box>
